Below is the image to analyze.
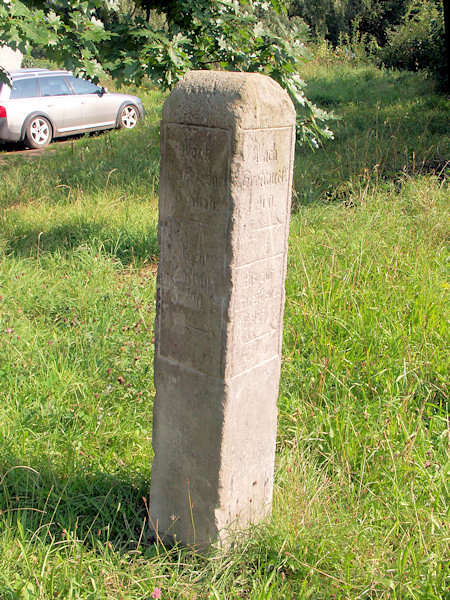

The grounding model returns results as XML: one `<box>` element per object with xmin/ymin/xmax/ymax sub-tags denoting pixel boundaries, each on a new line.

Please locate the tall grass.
<box><xmin>294</xmin><ymin>62</ymin><xmax>449</xmax><ymax>206</ymax></box>
<box><xmin>0</xmin><ymin>64</ymin><xmax>448</xmax><ymax>598</ymax></box>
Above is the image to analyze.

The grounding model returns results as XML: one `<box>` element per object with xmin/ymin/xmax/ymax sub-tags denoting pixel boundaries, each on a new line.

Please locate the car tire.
<box><xmin>25</xmin><ymin>116</ymin><xmax>52</xmax><ymax>149</ymax></box>
<box><xmin>118</xmin><ymin>104</ymin><xmax>138</xmax><ymax>130</ymax></box>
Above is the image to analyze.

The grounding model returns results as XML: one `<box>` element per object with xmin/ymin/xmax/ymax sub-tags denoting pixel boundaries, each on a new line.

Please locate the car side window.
<box><xmin>39</xmin><ymin>76</ymin><xmax>72</xmax><ymax>97</ymax></box>
<box><xmin>66</xmin><ymin>76</ymin><xmax>101</xmax><ymax>95</ymax></box>
<box><xmin>10</xmin><ymin>78</ymin><xmax>38</xmax><ymax>99</ymax></box>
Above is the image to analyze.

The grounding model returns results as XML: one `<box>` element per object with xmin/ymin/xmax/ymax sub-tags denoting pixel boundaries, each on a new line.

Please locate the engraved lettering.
<box><xmin>187</xmin><ymin>195</ymin><xmax>217</xmax><ymax>211</ymax></box>
<box><xmin>242</xmin><ymin>167</ymin><xmax>288</xmax><ymax>188</ymax></box>
<box><xmin>250</xmin><ymin>195</ymin><xmax>274</xmax><ymax>212</ymax></box>
<box><xmin>171</xmin><ymin>288</ymin><xmax>204</xmax><ymax>311</ymax></box>
<box><xmin>172</xmin><ymin>311</ymin><xmax>187</xmax><ymax>334</ymax></box>
<box><xmin>252</xmin><ymin>141</ymin><xmax>278</xmax><ymax>163</ymax></box>
<box><xmin>181</xmin><ymin>138</ymin><xmax>208</xmax><ymax>160</ymax></box>
<box><xmin>235</xmin><ymin>287</ymin><xmax>281</xmax><ymax>312</ymax></box>
<box><xmin>177</xmin><ymin>167</ymin><xmax>227</xmax><ymax>189</ymax></box>
<box><xmin>171</xmin><ymin>266</ymin><xmax>211</xmax><ymax>291</ymax></box>
<box><xmin>196</xmin><ymin>232</ymin><xmax>206</xmax><ymax>266</ymax></box>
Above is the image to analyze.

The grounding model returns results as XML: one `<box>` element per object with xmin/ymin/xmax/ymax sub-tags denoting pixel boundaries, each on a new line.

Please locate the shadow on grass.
<box><xmin>0</xmin><ymin>457</ymin><xmax>152</xmax><ymax>552</ymax></box>
<box><xmin>52</xmin><ymin>126</ymin><xmax>161</xmax><ymax>194</ymax></box>
<box><xmin>2</xmin><ymin>66</ymin><xmax>448</xmax><ymax>219</ymax></box>
<box><xmin>292</xmin><ymin>65</ymin><xmax>449</xmax><ymax>206</ymax></box>
<box><xmin>1</xmin><ymin>118</ymin><xmax>161</xmax><ymax>263</ymax></box>
<box><xmin>0</xmin><ymin>120</ymin><xmax>161</xmax><ymax>209</ymax></box>
<box><xmin>4</xmin><ymin>220</ymin><xmax>159</xmax><ymax>266</ymax></box>
<box><xmin>304</xmin><ymin>66</ymin><xmax>438</xmax><ymax>107</ymax></box>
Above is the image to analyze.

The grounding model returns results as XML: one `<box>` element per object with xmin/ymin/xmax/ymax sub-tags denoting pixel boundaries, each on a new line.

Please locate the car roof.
<box><xmin>9</xmin><ymin>68</ymin><xmax>72</xmax><ymax>80</ymax></box>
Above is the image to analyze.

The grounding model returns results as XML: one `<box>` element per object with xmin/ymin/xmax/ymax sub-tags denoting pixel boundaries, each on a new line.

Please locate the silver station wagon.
<box><xmin>0</xmin><ymin>68</ymin><xmax>145</xmax><ymax>148</ymax></box>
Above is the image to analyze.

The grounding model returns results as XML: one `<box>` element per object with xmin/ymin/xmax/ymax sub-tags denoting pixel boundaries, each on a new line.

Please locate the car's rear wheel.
<box><xmin>25</xmin><ymin>116</ymin><xmax>52</xmax><ymax>149</ymax></box>
<box><xmin>118</xmin><ymin>104</ymin><xmax>138</xmax><ymax>129</ymax></box>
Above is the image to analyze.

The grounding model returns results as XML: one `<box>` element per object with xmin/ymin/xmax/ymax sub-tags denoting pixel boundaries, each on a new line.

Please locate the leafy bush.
<box><xmin>21</xmin><ymin>54</ymin><xmax>58</xmax><ymax>70</ymax></box>
<box><xmin>381</xmin><ymin>0</ymin><xmax>447</xmax><ymax>87</ymax></box>
<box><xmin>336</xmin><ymin>20</ymin><xmax>380</xmax><ymax>64</ymax></box>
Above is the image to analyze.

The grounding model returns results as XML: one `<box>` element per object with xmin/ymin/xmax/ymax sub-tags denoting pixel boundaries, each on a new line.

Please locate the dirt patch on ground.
<box><xmin>0</xmin><ymin>139</ymin><xmax>75</xmax><ymax>164</ymax></box>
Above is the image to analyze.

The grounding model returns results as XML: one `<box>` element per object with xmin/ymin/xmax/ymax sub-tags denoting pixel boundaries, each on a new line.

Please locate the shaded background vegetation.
<box><xmin>287</xmin><ymin>0</ymin><xmax>448</xmax><ymax>88</ymax></box>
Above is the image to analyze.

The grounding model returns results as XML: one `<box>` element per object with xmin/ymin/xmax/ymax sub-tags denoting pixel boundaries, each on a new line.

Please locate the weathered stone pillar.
<box><xmin>150</xmin><ymin>71</ymin><xmax>296</xmax><ymax>547</ymax></box>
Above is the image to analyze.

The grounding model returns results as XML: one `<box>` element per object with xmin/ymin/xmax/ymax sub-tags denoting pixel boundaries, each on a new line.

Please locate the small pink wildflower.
<box><xmin>151</xmin><ymin>589</ymin><xmax>162</xmax><ymax>599</ymax></box>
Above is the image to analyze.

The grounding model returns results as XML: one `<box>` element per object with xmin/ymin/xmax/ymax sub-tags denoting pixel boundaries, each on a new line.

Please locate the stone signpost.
<box><xmin>150</xmin><ymin>70</ymin><xmax>296</xmax><ymax>547</ymax></box>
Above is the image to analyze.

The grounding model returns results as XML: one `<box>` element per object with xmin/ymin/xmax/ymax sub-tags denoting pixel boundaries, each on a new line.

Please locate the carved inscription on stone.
<box><xmin>233</xmin><ymin>127</ymin><xmax>293</xmax><ymax>265</ymax></box>
<box><xmin>230</xmin><ymin>255</ymin><xmax>285</xmax><ymax>377</ymax></box>
<box><xmin>229</xmin><ymin>127</ymin><xmax>294</xmax><ymax>377</ymax></box>
<box><xmin>157</xmin><ymin>124</ymin><xmax>231</xmax><ymax>377</ymax></box>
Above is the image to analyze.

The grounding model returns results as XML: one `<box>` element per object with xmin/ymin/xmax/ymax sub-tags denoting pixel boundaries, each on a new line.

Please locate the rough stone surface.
<box><xmin>150</xmin><ymin>70</ymin><xmax>296</xmax><ymax>548</ymax></box>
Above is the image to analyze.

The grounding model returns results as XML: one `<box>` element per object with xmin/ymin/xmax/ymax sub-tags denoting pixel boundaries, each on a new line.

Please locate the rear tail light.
<box><xmin>0</xmin><ymin>105</ymin><xmax>6</xmax><ymax>119</ymax></box>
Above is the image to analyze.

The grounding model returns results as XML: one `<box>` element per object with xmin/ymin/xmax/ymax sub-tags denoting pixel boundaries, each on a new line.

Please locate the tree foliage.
<box><xmin>0</xmin><ymin>0</ymin><xmax>333</xmax><ymax>146</ymax></box>
<box><xmin>287</xmin><ymin>0</ymin><xmax>448</xmax><ymax>88</ymax></box>
<box><xmin>287</xmin><ymin>0</ymin><xmax>410</xmax><ymax>45</ymax></box>
<box><xmin>381</xmin><ymin>0</ymin><xmax>447</xmax><ymax>88</ymax></box>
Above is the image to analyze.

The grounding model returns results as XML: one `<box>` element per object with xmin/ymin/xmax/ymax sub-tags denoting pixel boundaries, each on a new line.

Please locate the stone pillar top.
<box><xmin>162</xmin><ymin>70</ymin><xmax>296</xmax><ymax>130</ymax></box>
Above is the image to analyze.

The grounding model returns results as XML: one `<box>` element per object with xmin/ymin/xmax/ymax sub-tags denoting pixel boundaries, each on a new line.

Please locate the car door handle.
<box><xmin>46</xmin><ymin>104</ymin><xmax>54</xmax><ymax>108</ymax></box>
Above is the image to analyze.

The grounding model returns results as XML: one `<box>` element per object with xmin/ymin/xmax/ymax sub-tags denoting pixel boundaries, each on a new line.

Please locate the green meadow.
<box><xmin>0</xmin><ymin>61</ymin><xmax>449</xmax><ymax>599</ymax></box>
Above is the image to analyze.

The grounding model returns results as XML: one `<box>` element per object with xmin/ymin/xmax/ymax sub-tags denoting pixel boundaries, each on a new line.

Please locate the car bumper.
<box><xmin>0</xmin><ymin>119</ymin><xmax>20</xmax><ymax>142</ymax></box>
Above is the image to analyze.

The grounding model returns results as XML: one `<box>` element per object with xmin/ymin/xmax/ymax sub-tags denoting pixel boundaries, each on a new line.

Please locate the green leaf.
<box><xmin>0</xmin><ymin>0</ymin><xmax>332</xmax><ymax>145</ymax></box>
